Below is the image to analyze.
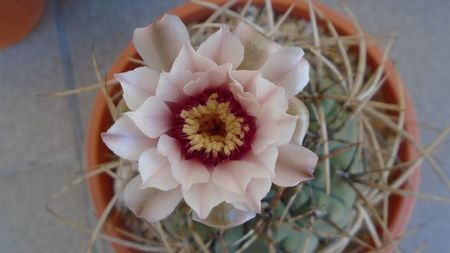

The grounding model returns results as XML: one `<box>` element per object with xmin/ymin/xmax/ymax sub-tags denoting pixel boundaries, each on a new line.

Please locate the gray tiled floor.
<box><xmin>0</xmin><ymin>0</ymin><xmax>449</xmax><ymax>252</ymax></box>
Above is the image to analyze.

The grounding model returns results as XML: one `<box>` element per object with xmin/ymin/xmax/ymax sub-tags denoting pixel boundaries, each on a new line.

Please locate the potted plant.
<box><xmin>85</xmin><ymin>0</ymin><xmax>421</xmax><ymax>252</ymax></box>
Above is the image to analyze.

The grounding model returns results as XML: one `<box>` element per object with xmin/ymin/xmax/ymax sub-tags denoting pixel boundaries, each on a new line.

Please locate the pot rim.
<box><xmin>85</xmin><ymin>1</ymin><xmax>421</xmax><ymax>253</ymax></box>
<box><xmin>0</xmin><ymin>0</ymin><xmax>47</xmax><ymax>49</ymax></box>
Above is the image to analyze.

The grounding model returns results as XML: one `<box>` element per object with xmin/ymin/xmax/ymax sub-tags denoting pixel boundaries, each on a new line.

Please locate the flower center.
<box><xmin>174</xmin><ymin>90</ymin><xmax>255</xmax><ymax>165</ymax></box>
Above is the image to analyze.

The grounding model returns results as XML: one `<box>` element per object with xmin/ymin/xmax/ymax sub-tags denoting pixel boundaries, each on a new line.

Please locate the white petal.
<box><xmin>172</xmin><ymin>43</ymin><xmax>216</xmax><ymax>73</ymax></box>
<box><xmin>244</xmin><ymin>146</ymin><xmax>278</xmax><ymax>175</ymax></box>
<box><xmin>123</xmin><ymin>176</ymin><xmax>182</xmax><ymax>222</ymax></box>
<box><xmin>133</xmin><ymin>14</ymin><xmax>189</xmax><ymax>72</ymax></box>
<box><xmin>192</xmin><ymin>203</ymin><xmax>255</xmax><ymax>229</ymax></box>
<box><xmin>101</xmin><ymin>115</ymin><xmax>156</xmax><ymax>160</ymax></box>
<box><xmin>244</xmin><ymin>178</ymin><xmax>272</xmax><ymax>212</ymax></box>
<box><xmin>197</xmin><ymin>26</ymin><xmax>244</xmax><ymax>69</ymax></box>
<box><xmin>183</xmin><ymin>63</ymin><xmax>231</xmax><ymax>96</ymax></box>
<box><xmin>157</xmin><ymin>135</ymin><xmax>182</xmax><ymax>162</ymax></box>
<box><xmin>206</xmin><ymin>63</ymin><xmax>232</xmax><ymax>85</ymax></box>
<box><xmin>288</xmin><ymin>97</ymin><xmax>310</xmax><ymax>145</ymax></box>
<box><xmin>212</xmin><ymin>161</ymin><xmax>271</xmax><ymax>196</ymax></box>
<box><xmin>272</xmin><ymin>144</ymin><xmax>317</xmax><ymax>187</ymax></box>
<box><xmin>156</xmin><ymin>68</ymin><xmax>193</xmax><ymax>103</ymax></box>
<box><xmin>183</xmin><ymin>74</ymin><xmax>210</xmax><ymax>97</ymax></box>
<box><xmin>228</xmin><ymin>78</ymin><xmax>259</xmax><ymax>116</ymax></box>
<box><xmin>142</xmin><ymin>167</ymin><xmax>179</xmax><ymax>191</ymax></box>
<box><xmin>251</xmin><ymin>121</ymin><xmax>277</xmax><ymax>154</ymax></box>
<box><xmin>126</xmin><ymin>96</ymin><xmax>171</xmax><ymax>138</ymax></box>
<box><xmin>221</xmin><ymin>177</ymin><xmax>271</xmax><ymax>213</ymax></box>
<box><xmin>234</xmin><ymin>22</ymin><xmax>281</xmax><ymax>70</ymax></box>
<box><xmin>138</xmin><ymin>149</ymin><xmax>162</xmax><ymax>182</ymax></box>
<box><xmin>114</xmin><ymin>67</ymin><xmax>159</xmax><ymax>111</ymax></box>
<box><xmin>252</xmin><ymin>105</ymin><xmax>297</xmax><ymax>153</ymax></box>
<box><xmin>138</xmin><ymin>149</ymin><xmax>178</xmax><ymax>191</ymax></box>
<box><xmin>230</xmin><ymin>70</ymin><xmax>287</xmax><ymax>110</ymax></box>
<box><xmin>260</xmin><ymin>47</ymin><xmax>310</xmax><ymax>97</ymax></box>
<box><xmin>171</xmin><ymin>160</ymin><xmax>210</xmax><ymax>190</ymax></box>
<box><xmin>256</xmin><ymin>78</ymin><xmax>287</xmax><ymax>110</ymax></box>
<box><xmin>229</xmin><ymin>70</ymin><xmax>288</xmax><ymax>121</ymax></box>
<box><xmin>234</xmin><ymin>94</ymin><xmax>259</xmax><ymax>117</ymax></box>
<box><xmin>183</xmin><ymin>181</ymin><xmax>224</xmax><ymax>219</ymax></box>
<box><xmin>229</xmin><ymin>70</ymin><xmax>258</xmax><ymax>94</ymax></box>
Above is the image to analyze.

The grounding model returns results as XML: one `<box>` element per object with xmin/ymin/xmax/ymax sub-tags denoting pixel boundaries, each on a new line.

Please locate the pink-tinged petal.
<box><xmin>142</xmin><ymin>167</ymin><xmax>179</xmax><ymax>191</ymax></box>
<box><xmin>206</xmin><ymin>63</ymin><xmax>232</xmax><ymax>85</ymax></box>
<box><xmin>272</xmin><ymin>144</ymin><xmax>318</xmax><ymax>187</ymax></box>
<box><xmin>260</xmin><ymin>47</ymin><xmax>310</xmax><ymax>97</ymax></box>
<box><xmin>183</xmin><ymin>181</ymin><xmax>224</xmax><ymax>219</ymax></box>
<box><xmin>197</xmin><ymin>26</ymin><xmax>244</xmax><ymax>69</ymax></box>
<box><xmin>228</xmin><ymin>71</ymin><xmax>262</xmax><ymax>116</ymax></box>
<box><xmin>212</xmin><ymin>161</ymin><xmax>271</xmax><ymax>196</ymax></box>
<box><xmin>229</xmin><ymin>70</ymin><xmax>258</xmax><ymax>94</ymax></box>
<box><xmin>252</xmin><ymin>105</ymin><xmax>298</xmax><ymax>153</ymax></box>
<box><xmin>114</xmin><ymin>67</ymin><xmax>159</xmax><ymax>111</ymax></box>
<box><xmin>288</xmin><ymin>97</ymin><xmax>310</xmax><ymax>145</ymax></box>
<box><xmin>126</xmin><ymin>96</ymin><xmax>171</xmax><ymax>138</ymax></box>
<box><xmin>183</xmin><ymin>74</ymin><xmax>209</xmax><ymax>97</ymax></box>
<box><xmin>243</xmin><ymin>178</ymin><xmax>272</xmax><ymax>212</ymax></box>
<box><xmin>138</xmin><ymin>149</ymin><xmax>162</xmax><ymax>182</ymax></box>
<box><xmin>157</xmin><ymin>135</ymin><xmax>181</xmax><ymax>162</ymax></box>
<box><xmin>256</xmin><ymin>78</ymin><xmax>287</xmax><ymax>110</ymax></box>
<box><xmin>243</xmin><ymin>146</ymin><xmax>278</xmax><ymax>175</ymax></box>
<box><xmin>192</xmin><ymin>203</ymin><xmax>255</xmax><ymax>229</ymax></box>
<box><xmin>138</xmin><ymin>149</ymin><xmax>178</xmax><ymax>191</ymax></box>
<box><xmin>171</xmin><ymin>43</ymin><xmax>216</xmax><ymax>73</ymax></box>
<box><xmin>101</xmin><ymin>115</ymin><xmax>156</xmax><ymax>161</ymax></box>
<box><xmin>234</xmin><ymin>22</ymin><xmax>281</xmax><ymax>70</ymax></box>
<box><xmin>133</xmin><ymin>14</ymin><xmax>189</xmax><ymax>72</ymax></box>
<box><xmin>184</xmin><ymin>63</ymin><xmax>231</xmax><ymax>96</ymax></box>
<box><xmin>171</xmin><ymin>160</ymin><xmax>210</xmax><ymax>190</ymax></box>
<box><xmin>230</xmin><ymin>70</ymin><xmax>287</xmax><ymax>111</ymax></box>
<box><xmin>123</xmin><ymin>176</ymin><xmax>182</xmax><ymax>222</ymax></box>
<box><xmin>222</xmin><ymin>177</ymin><xmax>271</xmax><ymax>213</ymax></box>
<box><xmin>235</xmin><ymin>94</ymin><xmax>259</xmax><ymax>117</ymax></box>
<box><xmin>251</xmin><ymin>120</ymin><xmax>277</xmax><ymax>154</ymax></box>
<box><xmin>156</xmin><ymin>68</ymin><xmax>193</xmax><ymax>103</ymax></box>
<box><xmin>228</xmin><ymin>80</ymin><xmax>259</xmax><ymax>116</ymax></box>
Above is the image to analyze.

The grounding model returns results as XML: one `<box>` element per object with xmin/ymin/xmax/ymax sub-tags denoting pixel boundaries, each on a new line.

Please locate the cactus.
<box><xmin>116</xmin><ymin>9</ymin><xmax>361</xmax><ymax>253</ymax></box>
<box><xmin>140</xmin><ymin>6</ymin><xmax>371</xmax><ymax>249</ymax></box>
<box><xmin>122</xmin><ymin>72</ymin><xmax>364</xmax><ymax>253</ymax></box>
<box><xmin>108</xmin><ymin>2</ymin><xmax>418</xmax><ymax>253</ymax></box>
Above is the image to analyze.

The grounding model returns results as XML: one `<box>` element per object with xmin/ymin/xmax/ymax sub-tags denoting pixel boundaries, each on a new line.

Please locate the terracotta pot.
<box><xmin>0</xmin><ymin>0</ymin><xmax>47</xmax><ymax>48</ymax></box>
<box><xmin>86</xmin><ymin>1</ymin><xmax>420</xmax><ymax>252</ymax></box>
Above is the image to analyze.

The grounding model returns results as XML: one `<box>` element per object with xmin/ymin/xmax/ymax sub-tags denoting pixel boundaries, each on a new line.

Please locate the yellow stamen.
<box><xmin>180</xmin><ymin>93</ymin><xmax>248</xmax><ymax>157</ymax></box>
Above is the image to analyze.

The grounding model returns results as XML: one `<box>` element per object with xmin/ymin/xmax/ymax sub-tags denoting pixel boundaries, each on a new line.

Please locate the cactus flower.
<box><xmin>101</xmin><ymin>14</ymin><xmax>318</xmax><ymax>228</ymax></box>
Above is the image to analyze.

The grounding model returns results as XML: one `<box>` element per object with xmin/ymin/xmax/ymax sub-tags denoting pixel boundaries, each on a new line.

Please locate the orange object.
<box><xmin>0</xmin><ymin>0</ymin><xmax>47</xmax><ymax>48</ymax></box>
<box><xmin>86</xmin><ymin>1</ymin><xmax>420</xmax><ymax>253</ymax></box>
